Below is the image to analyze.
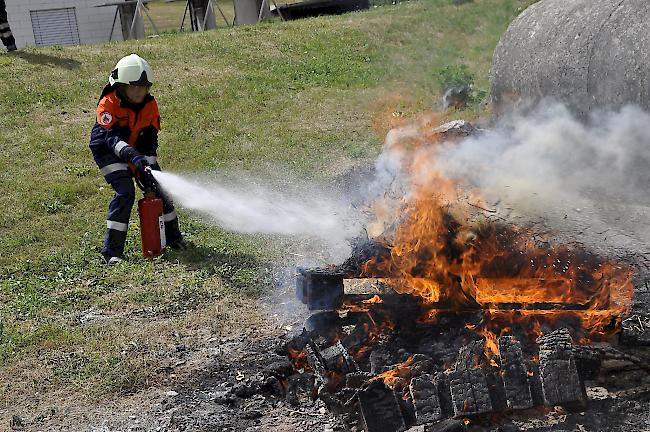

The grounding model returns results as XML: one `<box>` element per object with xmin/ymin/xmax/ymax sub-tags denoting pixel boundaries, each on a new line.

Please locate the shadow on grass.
<box><xmin>163</xmin><ymin>241</ymin><xmax>271</xmax><ymax>296</ymax></box>
<box><xmin>10</xmin><ymin>51</ymin><xmax>81</xmax><ymax>69</ymax></box>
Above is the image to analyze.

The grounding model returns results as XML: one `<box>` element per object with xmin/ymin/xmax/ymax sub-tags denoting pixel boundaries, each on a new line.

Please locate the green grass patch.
<box><xmin>0</xmin><ymin>0</ymin><xmax>538</xmax><ymax>400</ymax></box>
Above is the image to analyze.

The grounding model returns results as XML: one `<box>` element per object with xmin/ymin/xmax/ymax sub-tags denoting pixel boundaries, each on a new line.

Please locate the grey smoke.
<box><xmin>150</xmin><ymin>170</ymin><xmax>362</xmax><ymax>261</ymax></box>
<box><xmin>436</xmin><ymin>104</ymin><xmax>650</xmax><ymax>258</ymax></box>
<box><xmin>149</xmin><ymin>171</ymin><xmax>366</xmax><ymax>326</ymax></box>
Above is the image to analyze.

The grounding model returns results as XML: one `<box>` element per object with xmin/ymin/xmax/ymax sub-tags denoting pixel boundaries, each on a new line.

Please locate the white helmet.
<box><xmin>108</xmin><ymin>54</ymin><xmax>154</xmax><ymax>86</ymax></box>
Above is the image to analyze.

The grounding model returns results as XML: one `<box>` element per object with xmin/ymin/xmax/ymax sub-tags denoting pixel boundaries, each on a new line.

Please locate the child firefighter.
<box><xmin>89</xmin><ymin>54</ymin><xmax>185</xmax><ymax>265</ymax></box>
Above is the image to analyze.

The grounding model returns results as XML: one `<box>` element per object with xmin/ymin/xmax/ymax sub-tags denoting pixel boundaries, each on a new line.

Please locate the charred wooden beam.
<box><xmin>296</xmin><ymin>267</ymin><xmax>345</xmax><ymax>311</ymax></box>
<box><xmin>620</xmin><ymin>314</ymin><xmax>650</xmax><ymax>346</ymax></box>
<box><xmin>357</xmin><ymin>380</ymin><xmax>407</xmax><ymax>432</ymax></box>
<box><xmin>346</xmin><ymin>371</ymin><xmax>373</xmax><ymax>389</ymax></box>
<box><xmin>485</xmin><ymin>366</ymin><xmax>508</xmax><ymax>412</ymax></box>
<box><xmin>536</xmin><ymin>328</ymin><xmax>586</xmax><ymax>408</ymax></box>
<box><xmin>370</xmin><ymin>344</ymin><xmax>397</xmax><ymax>374</ymax></box>
<box><xmin>449</xmin><ymin>368</ymin><xmax>493</xmax><ymax>417</ymax></box>
<box><xmin>305</xmin><ymin>340</ymin><xmax>328</xmax><ymax>379</ymax></box>
<box><xmin>434</xmin><ymin>372</ymin><xmax>455</xmax><ymax>419</ymax></box>
<box><xmin>449</xmin><ymin>341</ymin><xmax>493</xmax><ymax>416</ymax></box>
<box><xmin>320</xmin><ymin>341</ymin><xmax>358</xmax><ymax>375</ymax></box>
<box><xmin>306</xmin><ymin>338</ymin><xmax>359</xmax><ymax>383</ymax></box>
<box><xmin>498</xmin><ymin>336</ymin><xmax>534</xmax><ymax>410</ymax></box>
<box><xmin>409</xmin><ymin>373</ymin><xmax>443</xmax><ymax>425</ymax></box>
<box><xmin>572</xmin><ymin>345</ymin><xmax>604</xmax><ymax>381</ymax></box>
<box><xmin>478</xmin><ymin>303</ymin><xmax>595</xmax><ymax>311</ymax></box>
<box><xmin>297</xmin><ymin>264</ymin><xmax>613</xmax><ymax>312</ymax></box>
<box><xmin>343</xmin><ymin>279</ymin><xmax>400</xmax><ymax>295</ymax></box>
<box><xmin>411</xmin><ymin>354</ymin><xmax>435</xmax><ymax>377</ymax></box>
<box><xmin>574</xmin><ymin>344</ymin><xmax>650</xmax><ymax>375</ymax></box>
<box><xmin>428</xmin><ymin>419</ymin><xmax>468</xmax><ymax>432</ymax></box>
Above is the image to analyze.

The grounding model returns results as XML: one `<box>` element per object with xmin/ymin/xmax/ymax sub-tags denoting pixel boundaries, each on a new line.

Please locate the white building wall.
<box><xmin>5</xmin><ymin>0</ymin><xmax>123</xmax><ymax>48</ymax></box>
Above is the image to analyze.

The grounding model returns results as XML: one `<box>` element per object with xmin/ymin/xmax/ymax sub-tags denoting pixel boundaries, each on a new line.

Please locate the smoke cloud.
<box><xmin>152</xmin><ymin>103</ymin><xmax>650</xmax><ymax>263</ymax></box>
<box><xmin>436</xmin><ymin>104</ymin><xmax>650</xmax><ymax>259</ymax></box>
<box><xmin>149</xmin><ymin>170</ymin><xmax>364</xmax><ymax>328</ymax></box>
<box><xmin>151</xmin><ymin>170</ymin><xmax>362</xmax><ymax>262</ymax></box>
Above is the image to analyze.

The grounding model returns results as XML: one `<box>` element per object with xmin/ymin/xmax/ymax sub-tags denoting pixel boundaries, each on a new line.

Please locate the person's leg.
<box><xmin>0</xmin><ymin>0</ymin><xmax>16</xmax><ymax>51</ymax></box>
<box><xmin>102</xmin><ymin>176</ymin><xmax>136</xmax><ymax>261</ymax></box>
<box><xmin>161</xmin><ymin>197</ymin><xmax>183</xmax><ymax>247</ymax></box>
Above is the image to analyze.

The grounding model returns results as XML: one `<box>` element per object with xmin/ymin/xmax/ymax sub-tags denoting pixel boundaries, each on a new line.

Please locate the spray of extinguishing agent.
<box><xmin>136</xmin><ymin>167</ymin><xmax>166</xmax><ymax>257</ymax></box>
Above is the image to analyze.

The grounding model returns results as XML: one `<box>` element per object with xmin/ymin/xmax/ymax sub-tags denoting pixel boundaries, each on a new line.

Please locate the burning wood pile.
<box><xmin>280</xmin><ymin>120</ymin><xmax>650</xmax><ymax>431</ymax></box>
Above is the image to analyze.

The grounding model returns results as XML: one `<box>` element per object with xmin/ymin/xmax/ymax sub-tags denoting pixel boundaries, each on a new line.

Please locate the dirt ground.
<box><xmin>4</xmin><ymin>221</ymin><xmax>650</xmax><ymax>432</ymax></box>
<box><xmin>16</xmin><ymin>329</ymin><xmax>650</xmax><ymax>432</ymax></box>
<box><xmin>5</xmin><ymin>286</ymin><xmax>650</xmax><ymax>432</ymax></box>
<box><xmin>1</xmin><ymin>285</ymin><xmax>325</xmax><ymax>432</ymax></box>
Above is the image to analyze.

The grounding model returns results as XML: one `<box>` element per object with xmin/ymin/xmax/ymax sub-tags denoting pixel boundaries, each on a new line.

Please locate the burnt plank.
<box><xmin>357</xmin><ymin>380</ymin><xmax>407</xmax><ymax>432</ymax></box>
<box><xmin>409</xmin><ymin>373</ymin><xmax>443</xmax><ymax>425</ymax></box>
<box><xmin>320</xmin><ymin>341</ymin><xmax>358</xmax><ymax>374</ymax></box>
<box><xmin>536</xmin><ymin>328</ymin><xmax>586</xmax><ymax>408</ymax></box>
<box><xmin>449</xmin><ymin>341</ymin><xmax>493</xmax><ymax>416</ymax></box>
<box><xmin>484</xmin><ymin>366</ymin><xmax>508</xmax><ymax>412</ymax></box>
<box><xmin>346</xmin><ymin>371</ymin><xmax>373</xmax><ymax>389</ymax></box>
<box><xmin>434</xmin><ymin>372</ymin><xmax>454</xmax><ymax>419</ymax></box>
<box><xmin>498</xmin><ymin>336</ymin><xmax>533</xmax><ymax>410</ymax></box>
<box><xmin>449</xmin><ymin>368</ymin><xmax>493</xmax><ymax>416</ymax></box>
<box><xmin>572</xmin><ymin>345</ymin><xmax>604</xmax><ymax>381</ymax></box>
<box><xmin>370</xmin><ymin>344</ymin><xmax>396</xmax><ymax>374</ymax></box>
<box><xmin>620</xmin><ymin>314</ymin><xmax>650</xmax><ymax>346</ymax></box>
<box><xmin>305</xmin><ymin>340</ymin><xmax>328</xmax><ymax>380</ymax></box>
<box><xmin>296</xmin><ymin>267</ymin><xmax>344</xmax><ymax>310</ymax></box>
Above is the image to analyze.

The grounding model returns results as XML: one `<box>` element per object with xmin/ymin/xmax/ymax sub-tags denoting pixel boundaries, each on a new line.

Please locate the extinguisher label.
<box><xmin>159</xmin><ymin>216</ymin><xmax>167</xmax><ymax>249</ymax></box>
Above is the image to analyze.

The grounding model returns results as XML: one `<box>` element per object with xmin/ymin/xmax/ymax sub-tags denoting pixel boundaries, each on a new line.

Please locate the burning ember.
<box><xmin>286</xmin><ymin>120</ymin><xmax>643</xmax><ymax>431</ymax></box>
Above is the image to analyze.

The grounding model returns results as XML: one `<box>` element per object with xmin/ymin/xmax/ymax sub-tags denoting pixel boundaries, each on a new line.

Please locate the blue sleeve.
<box><xmin>90</xmin><ymin>123</ymin><xmax>140</xmax><ymax>162</ymax></box>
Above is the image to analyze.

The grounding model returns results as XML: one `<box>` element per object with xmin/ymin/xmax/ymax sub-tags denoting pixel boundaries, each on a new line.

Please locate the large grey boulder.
<box><xmin>491</xmin><ymin>0</ymin><xmax>650</xmax><ymax>117</ymax></box>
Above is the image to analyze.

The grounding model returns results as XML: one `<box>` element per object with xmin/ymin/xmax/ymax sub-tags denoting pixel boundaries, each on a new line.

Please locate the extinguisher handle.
<box><xmin>138</xmin><ymin>167</ymin><xmax>159</xmax><ymax>197</ymax></box>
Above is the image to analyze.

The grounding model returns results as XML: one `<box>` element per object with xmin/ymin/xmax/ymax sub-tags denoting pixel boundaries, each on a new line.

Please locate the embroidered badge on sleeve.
<box><xmin>99</xmin><ymin>112</ymin><xmax>113</xmax><ymax>126</ymax></box>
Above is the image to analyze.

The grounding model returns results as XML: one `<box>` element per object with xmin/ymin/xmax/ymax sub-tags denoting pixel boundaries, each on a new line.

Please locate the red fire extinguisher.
<box><xmin>138</xmin><ymin>191</ymin><xmax>166</xmax><ymax>257</ymax></box>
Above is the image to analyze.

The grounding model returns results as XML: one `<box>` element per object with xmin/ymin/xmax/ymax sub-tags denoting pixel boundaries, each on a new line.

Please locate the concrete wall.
<box><xmin>5</xmin><ymin>0</ymin><xmax>123</xmax><ymax>48</ymax></box>
<box><xmin>491</xmin><ymin>0</ymin><xmax>650</xmax><ymax>117</ymax></box>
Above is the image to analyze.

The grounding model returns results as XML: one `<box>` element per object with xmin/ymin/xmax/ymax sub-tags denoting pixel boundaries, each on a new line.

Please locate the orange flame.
<box><xmin>288</xmin><ymin>347</ymin><xmax>310</xmax><ymax>370</ymax></box>
<box><xmin>370</xmin><ymin>356</ymin><xmax>414</xmax><ymax>388</ymax></box>
<box><xmin>362</xmin><ymin>118</ymin><xmax>635</xmax><ymax>350</ymax></box>
<box><xmin>363</xmin><ymin>295</ymin><xmax>383</xmax><ymax>304</ymax></box>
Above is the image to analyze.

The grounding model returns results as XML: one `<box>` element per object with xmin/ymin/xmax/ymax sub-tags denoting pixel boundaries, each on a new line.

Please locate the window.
<box><xmin>30</xmin><ymin>7</ymin><xmax>80</xmax><ymax>47</ymax></box>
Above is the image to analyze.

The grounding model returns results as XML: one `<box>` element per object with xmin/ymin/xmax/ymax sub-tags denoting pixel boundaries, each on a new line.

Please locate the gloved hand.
<box><xmin>131</xmin><ymin>155</ymin><xmax>150</xmax><ymax>174</ymax></box>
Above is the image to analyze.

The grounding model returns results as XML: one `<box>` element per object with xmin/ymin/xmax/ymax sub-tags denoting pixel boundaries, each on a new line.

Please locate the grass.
<box><xmin>0</xmin><ymin>0</ymin><xmax>537</xmax><ymax>421</ymax></box>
